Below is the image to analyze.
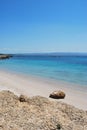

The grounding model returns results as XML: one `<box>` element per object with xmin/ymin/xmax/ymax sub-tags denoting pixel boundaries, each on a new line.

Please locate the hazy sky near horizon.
<box><xmin>0</xmin><ymin>0</ymin><xmax>87</xmax><ymax>53</ymax></box>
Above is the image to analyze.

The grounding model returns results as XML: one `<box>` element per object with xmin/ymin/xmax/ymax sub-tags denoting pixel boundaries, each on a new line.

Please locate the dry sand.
<box><xmin>0</xmin><ymin>70</ymin><xmax>87</xmax><ymax>110</ymax></box>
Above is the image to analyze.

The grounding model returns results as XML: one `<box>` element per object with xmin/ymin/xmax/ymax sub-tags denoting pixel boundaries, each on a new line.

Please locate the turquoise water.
<box><xmin>0</xmin><ymin>53</ymin><xmax>87</xmax><ymax>86</ymax></box>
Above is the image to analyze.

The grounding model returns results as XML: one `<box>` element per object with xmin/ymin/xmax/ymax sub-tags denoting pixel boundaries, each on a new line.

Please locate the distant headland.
<box><xmin>0</xmin><ymin>54</ymin><xmax>12</xmax><ymax>60</ymax></box>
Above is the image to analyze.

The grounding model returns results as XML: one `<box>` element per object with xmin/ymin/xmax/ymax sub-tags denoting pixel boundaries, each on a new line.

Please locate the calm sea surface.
<box><xmin>0</xmin><ymin>53</ymin><xmax>87</xmax><ymax>86</ymax></box>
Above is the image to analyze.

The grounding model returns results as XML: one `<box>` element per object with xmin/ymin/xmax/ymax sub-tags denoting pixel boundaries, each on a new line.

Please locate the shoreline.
<box><xmin>0</xmin><ymin>69</ymin><xmax>87</xmax><ymax>110</ymax></box>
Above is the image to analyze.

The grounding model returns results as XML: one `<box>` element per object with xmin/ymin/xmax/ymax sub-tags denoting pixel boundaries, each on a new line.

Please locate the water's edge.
<box><xmin>0</xmin><ymin>53</ymin><xmax>87</xmax><ymax>87</ymax></box>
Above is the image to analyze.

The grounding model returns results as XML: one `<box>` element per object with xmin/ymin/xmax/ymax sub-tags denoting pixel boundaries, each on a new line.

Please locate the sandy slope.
<box><xmin>0</xmin><ymin>70</ymin><xmax>87</xmax><ymax>110</ymax></box>
<box><xmin>0</xmin><ymin>90</ymin><xmax>87</xmax><ymax>130</ymax></box>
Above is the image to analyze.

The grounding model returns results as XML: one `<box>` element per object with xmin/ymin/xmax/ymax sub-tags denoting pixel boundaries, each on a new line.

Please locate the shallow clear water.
<box><xmin>0</xmin><ymin>53</ymin><xmax>87</xmax><ymax>86</ymax></box>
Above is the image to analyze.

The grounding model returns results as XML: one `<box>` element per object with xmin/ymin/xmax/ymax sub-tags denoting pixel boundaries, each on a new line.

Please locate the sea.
<box><xmin>0</xmin><ymin>53</ymin><xmax>87</xmax><ymax>87</ymax></box>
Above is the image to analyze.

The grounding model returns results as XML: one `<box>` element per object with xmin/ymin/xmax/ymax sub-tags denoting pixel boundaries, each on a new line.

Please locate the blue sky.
<box><xmin>0</xmin><ymin>0</ymin><xmax>87</xmax><ymax>53</ymax></box>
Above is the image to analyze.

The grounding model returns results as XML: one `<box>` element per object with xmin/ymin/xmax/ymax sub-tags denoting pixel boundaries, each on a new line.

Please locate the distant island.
<box><xmin>0</xmin><ymin>54</ymin><xmax>12</xmax><ymax>60</ymax></box>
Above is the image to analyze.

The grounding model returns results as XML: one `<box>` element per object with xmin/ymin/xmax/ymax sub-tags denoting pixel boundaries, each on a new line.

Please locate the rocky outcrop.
<box><xmin>0</xmin><ymin>54</ymin><xmax>12</xmax><ymax>59</ymax></box>
<box><xmin>49</xmin><ymin>90</ymin><xmax>66</xmax><ymax>99</ymax></box>
<box><xmin>0</xmin><ymin>90</ymin><xmax>87</xmax><ymax>130</ymax></box>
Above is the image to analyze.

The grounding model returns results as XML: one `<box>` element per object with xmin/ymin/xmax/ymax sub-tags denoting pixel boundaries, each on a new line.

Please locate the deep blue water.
<box><xmin>0</xmin><ymin>53</ymin><xmax>87</xmax><ymax>86</ymax></box>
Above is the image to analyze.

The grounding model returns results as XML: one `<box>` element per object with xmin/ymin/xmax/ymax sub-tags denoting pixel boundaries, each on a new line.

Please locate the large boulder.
<box><xmin>49</xmin><ymin>90</ymin><xmax>66</xmax><ymax>99</ymax></box>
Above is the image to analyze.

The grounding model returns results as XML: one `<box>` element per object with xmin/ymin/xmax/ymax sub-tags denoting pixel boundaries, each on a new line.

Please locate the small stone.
<box><xmin>19</xmin><ymin>95</ymin><xmax>28</xmax><ymax>102</ymax></box>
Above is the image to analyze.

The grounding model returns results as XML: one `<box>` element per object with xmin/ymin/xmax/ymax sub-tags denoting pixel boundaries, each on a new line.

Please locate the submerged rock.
<box><xmin>49</xmin><ymin>90</ymin><xmax>66</xmax><ymax>99</ymax></box>
<box><xmin>0</xmin><ymin>90</ymin><xmax>87</xmax><ymax>130</ymax></box>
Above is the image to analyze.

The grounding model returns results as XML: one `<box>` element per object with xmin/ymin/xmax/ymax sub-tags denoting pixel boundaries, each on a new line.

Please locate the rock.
<box><xmin>49</xmin><ymin>90</ymin><xmax>66</xmax><ymax>99</ymax></box>
<box><xmin>19</xmin><ymin>94</ymin><xmax>28</xmax><ymax>102</ymax></box>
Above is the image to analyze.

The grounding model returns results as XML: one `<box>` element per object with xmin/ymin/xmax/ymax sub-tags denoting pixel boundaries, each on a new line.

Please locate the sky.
<box><xmin>0</xmin><ymin>0</ymin><xmax>87</xmax><ymax>53</ymax></box>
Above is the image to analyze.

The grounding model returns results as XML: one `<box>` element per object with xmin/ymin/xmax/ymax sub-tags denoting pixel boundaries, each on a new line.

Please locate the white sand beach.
<box><xmin>0</xmin><ymin>70</ymin><xmax>87</xmax><ymax>110</ymax></box>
